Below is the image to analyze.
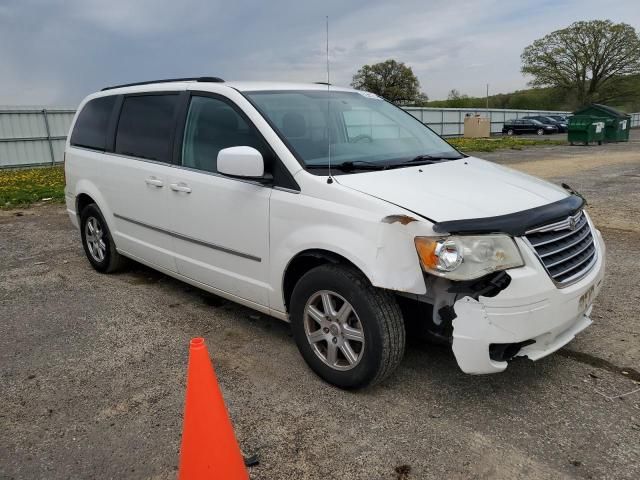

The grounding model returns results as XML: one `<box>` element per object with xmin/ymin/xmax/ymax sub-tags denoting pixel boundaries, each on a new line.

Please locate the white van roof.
<box><xmin>99</xmin><ymin>77</ymin><xmax>355</xmax><ymax>94</ymax></box>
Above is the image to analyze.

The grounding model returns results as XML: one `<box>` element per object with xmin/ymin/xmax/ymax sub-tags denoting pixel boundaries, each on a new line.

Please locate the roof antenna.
<box><xmin>326</xmin><ymin>15</ymin><xmax>333</xmax><ymax>184</ymax></box>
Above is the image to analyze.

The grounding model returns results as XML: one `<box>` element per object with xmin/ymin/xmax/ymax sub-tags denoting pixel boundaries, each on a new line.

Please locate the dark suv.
<box><xmin>502</xmin><ymin>119</ymin><xmax>558</xmax><ymax>136</ymax></box>
<box><xmin>522</xmin><ymin>115</ymin><xmax>568</xmax><ymax>133</ymax></box>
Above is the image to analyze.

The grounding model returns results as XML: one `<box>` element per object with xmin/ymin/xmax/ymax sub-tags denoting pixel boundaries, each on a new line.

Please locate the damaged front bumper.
<box><xmin>451</xmin><ymin>231</ymin><xmax>606</xmax><ymax>374</ymax></box>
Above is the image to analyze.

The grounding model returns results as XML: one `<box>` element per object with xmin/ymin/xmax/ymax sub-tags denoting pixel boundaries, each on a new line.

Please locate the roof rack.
<box><xmin>101</xmin><ymin>76</ymin><xmax>225</xmax><ymax>91</ymax></box>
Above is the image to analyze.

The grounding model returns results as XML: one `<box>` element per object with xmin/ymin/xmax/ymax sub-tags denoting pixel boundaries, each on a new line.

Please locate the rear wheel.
<box><xmin>290</xmin><ymin>264</ymin><xmax>405</xmax><ymax>389</ymax></box>
<box><xmin>80</xmin><ymin>203</ymin><xmax>127</xmax><ymax>273</ymax></box>
<box><xmin>506</xmin><ymin>129</ymin><xmax>514</xmax><ymax>136</ymax></box>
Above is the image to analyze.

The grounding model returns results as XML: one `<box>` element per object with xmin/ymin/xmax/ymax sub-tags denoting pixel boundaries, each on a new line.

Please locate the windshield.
<box><xmin>245</xmin><ymin>90</ymin><xmax>461</xmax><ymax>169</ymax></box>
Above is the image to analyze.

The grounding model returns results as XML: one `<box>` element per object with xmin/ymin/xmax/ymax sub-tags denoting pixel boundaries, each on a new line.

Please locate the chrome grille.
<box><xmin>525</xmin><ymin>210</ymin><xmax>597</xmax><ymax>286</ymax></box>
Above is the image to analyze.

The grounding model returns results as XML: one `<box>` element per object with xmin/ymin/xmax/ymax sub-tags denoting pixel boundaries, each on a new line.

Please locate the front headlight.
<box><xmin>414</xmin><ymin>235</ymin><xmax>524</xmax><ymax>280</ymax></box>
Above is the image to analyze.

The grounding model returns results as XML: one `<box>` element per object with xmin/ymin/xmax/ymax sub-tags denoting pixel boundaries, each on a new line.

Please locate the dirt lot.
<box><xmin>1</xmin><ymin>133</ymin><xmax>639</xmax><ymax>480</ymax></box>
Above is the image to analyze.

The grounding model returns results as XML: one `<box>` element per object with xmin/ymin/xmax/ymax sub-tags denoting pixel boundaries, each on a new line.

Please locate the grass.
<box><xmin>0</xmin><ymin>166</ymin><xmax>65</xmax><ymax>209</ymax></box>
<box><xmin>447</xmin><ymin>136</ymin><xmax>566</xmax><ymax>152</ymax></box>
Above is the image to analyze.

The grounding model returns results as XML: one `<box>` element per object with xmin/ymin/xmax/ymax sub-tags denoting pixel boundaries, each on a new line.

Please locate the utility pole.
<box><xmin>486</xmin><ymin>83</ymin><xmax>489</xmax><ymax>111</ymax></box>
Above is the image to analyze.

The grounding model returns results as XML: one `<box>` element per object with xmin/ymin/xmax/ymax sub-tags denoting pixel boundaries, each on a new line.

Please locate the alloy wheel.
<box><xmin>303</xmin><ymin>290</ymin><xmax>365</xmax><ymax>371</ymax></box>
<box><xmin>85</xmin><ymin>216</ymin><xmax>106</xmax><ymax>262</ymax></box>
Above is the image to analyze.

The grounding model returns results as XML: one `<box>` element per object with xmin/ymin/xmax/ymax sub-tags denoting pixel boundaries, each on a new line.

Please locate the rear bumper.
<box><xmin>451</xmin><ymin>229</ymin><xmax>606</xmax><ymax>374</ymax></box>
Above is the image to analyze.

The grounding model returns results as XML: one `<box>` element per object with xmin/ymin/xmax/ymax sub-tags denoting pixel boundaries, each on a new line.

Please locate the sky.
<box><xmin>1</xmin><ymin>0</ymin><xmax>639</xmax><ymax>106</ymax></box>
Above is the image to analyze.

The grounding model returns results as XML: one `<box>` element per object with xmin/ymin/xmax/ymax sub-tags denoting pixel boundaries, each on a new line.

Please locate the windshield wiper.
<box><xmin>408</xmin><ymin>154</ymin><xmax>463</xmax><ymax>162</ymax></box>
<box><xmin>387</xmin><ymin>153</ymin><xmax>464</xmax><ymax>169</ymax></box>
<box><xmin>306</xmin><ymin>155</ymin><xmax>463</xmax><ymax>172</ymax></box>
<box><xmin>306</xmin><ymin>160</ymin><xmax>388</xmax><ymax>171</ymax></box>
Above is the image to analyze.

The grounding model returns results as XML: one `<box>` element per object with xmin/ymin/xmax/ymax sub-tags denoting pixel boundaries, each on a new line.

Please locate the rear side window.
<box><xmin>70</xmin><ymin>96</ymin><xmax>117</xmax><ymax>150</ymax></box>
<box><xmin>115</xmin><ymin>95</ymin><xmax>178</xmax><ymax>162</ymax></box>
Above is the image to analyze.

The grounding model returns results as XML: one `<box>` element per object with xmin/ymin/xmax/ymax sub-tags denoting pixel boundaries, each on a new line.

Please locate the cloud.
<box><xmin>0</xmin><ymin>0</ymin><xmax>638</xmax><ymax>105</ymax></box>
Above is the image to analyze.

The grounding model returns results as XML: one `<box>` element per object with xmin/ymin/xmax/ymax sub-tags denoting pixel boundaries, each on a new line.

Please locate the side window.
<box><xmin>181</xmin><ymin>96</ymin><xmax>271</xmax><ymax>173</ymax></box>
<box><xmin>70</xmin><ymin>96</ymin><xmax>117</xmax><ymax>150</ymax></box>
<box><xmin>115</xmin><ymin>94</ymin><xmax>178</xmax><ymax>162</ymax></box>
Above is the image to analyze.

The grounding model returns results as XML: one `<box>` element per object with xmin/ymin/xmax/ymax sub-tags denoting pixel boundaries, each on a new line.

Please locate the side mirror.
<box><xmin>217</xmin><ymin>146</ymin><xmax>265</xmax><ymax>179</ymax></box>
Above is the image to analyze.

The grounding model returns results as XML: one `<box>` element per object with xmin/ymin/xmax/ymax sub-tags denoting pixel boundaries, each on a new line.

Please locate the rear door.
<box><xmin>103</xmin><ymin>92</ymin><xmax>181</xmax><ymax>272</ymax></box>
<box><xmin>166</xmin><ymin>92</ymin><xmax>272</xmax><ymax>306</ymax></box>
<box><xmin>513</xmin><ymin>119</ymin><xmax>524</xmax><ymax>133</ymax></box>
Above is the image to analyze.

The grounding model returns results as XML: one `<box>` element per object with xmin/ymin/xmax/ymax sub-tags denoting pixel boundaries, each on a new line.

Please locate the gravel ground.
<box><xmin>1</xmin><ymin>132</ymin><xmax>639</xmax><ymax>480</ymax></box>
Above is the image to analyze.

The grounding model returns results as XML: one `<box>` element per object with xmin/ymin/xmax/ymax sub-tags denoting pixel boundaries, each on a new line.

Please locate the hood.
<box><xmin>335</xmin><ymin>157</ymin><xmax>569</xmax><ymax>222</ymax></box>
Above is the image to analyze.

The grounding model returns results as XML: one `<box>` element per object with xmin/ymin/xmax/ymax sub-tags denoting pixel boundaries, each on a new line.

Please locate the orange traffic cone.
<box><xmin>178</xmin><ymin>337</ymin><xmax>249</xmax><ymax>480</ymax></box>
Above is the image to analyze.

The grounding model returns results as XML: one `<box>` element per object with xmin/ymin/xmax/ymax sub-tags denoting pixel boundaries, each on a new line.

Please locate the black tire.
<box><xmin>506</xmin><ymin>129</ymin><xmax>514</xmax><ymax>136</ymax></box>
<box><xmin>536</xmin><ymin>128</ymin><xmax>544</xmax><ymax>136</ymax></box>
<box><xmin>290</xmin><ymin>264</ymin><xmax>405</xmax><ymax>389</ymax></box>
<box><xmin>80</xmin><ymin>203</ymin><xmax>127</xmax><ymax>273</ymax></box>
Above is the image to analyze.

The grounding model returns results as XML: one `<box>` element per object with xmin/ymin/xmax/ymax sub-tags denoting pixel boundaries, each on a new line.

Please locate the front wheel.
<box><xmin>536</xmin><ymin>128</ymin><xmax>544</xmax><ymax>136</ymax></box>
<box><xmin>290</xmin><ymin>264</ymin><xmax>405</xmax><ymax>389</ymax></box>
<box><xmin>506</xmin><ymin>129</ymin><xmax>514</xmax><ymax>136</ymax></box>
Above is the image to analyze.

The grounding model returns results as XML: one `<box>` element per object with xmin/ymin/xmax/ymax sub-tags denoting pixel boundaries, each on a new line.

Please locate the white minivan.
<box><xmin>65</xmin><ymin>77</ymin><xmax>605</xmax><ymax>389</ymax></box>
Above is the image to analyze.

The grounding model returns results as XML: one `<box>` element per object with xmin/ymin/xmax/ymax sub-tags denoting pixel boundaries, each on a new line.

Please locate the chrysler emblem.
<box><xmin>568</xmin><ymin>216</ymin><xmax>577</xmax><ymax>231</ymax></box>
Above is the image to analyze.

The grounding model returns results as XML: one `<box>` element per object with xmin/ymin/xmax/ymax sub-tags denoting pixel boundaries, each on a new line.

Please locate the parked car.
<box><xmin>522</xmin><ymin>115</ymin><xmax>568</xmax><ymax>133</ymax></box>
<box><xmin>65</xmin><ymin>78</ymin><xmax>605</xmax><ymax>389</ymax></box>
<box><xmin>502</xmin><ymin>119</ymin><xmax>558</xmax><ymax>135</ymax></box>
<box><xmin>547</xmin><ymin>114</ymin><xmax>570</xmax><ymax>123</ymax></box>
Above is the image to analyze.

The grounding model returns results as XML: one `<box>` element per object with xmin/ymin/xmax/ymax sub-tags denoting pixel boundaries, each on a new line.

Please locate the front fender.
<box><xmin>268</xmin><ymin>189</ymin><xmax>434</xmax><ymax>313</ymax></box>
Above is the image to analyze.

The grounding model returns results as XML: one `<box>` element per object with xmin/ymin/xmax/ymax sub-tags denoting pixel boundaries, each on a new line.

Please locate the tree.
<box><xmin>446</xmin><ymin>89</ymin><xmax>471</xmax><ymax>107</ymax></box>
<box><xmin>447</xmin><ymin>89</ymin><xmax>464</xmax><ymax>101</ymax></box>
<box><xmin>351</xmin><ymin>60</ymin><xmax>427</xmax><ymax>104</ymax></box>
<box><xmin>521</xmin><ymin>20</ymin><xmax>640</xmax><ymax>107</ymax></box>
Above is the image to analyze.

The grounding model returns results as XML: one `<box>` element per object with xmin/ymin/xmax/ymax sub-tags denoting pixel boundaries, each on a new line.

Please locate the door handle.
<box><xmin>145</xmin><ymin>177</ymin><xmax>164</xmax><ymax>187</ymax></box>
<box><xmin>170</xmin><ymin>183</ymin><xmax>192</xmax><ymax>193</ymax></box>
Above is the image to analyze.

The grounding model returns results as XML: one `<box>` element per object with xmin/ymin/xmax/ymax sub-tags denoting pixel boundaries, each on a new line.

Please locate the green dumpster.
<box><xmin>568</xmin><ymin>116</ymin><xmax>605</xmax><ymax>145</ymax></box>
<box><xmin>603</xmin><ymin>117</ymin><xmax>631</xmax><ymax>142</ymax></box>
<box><xmin>572</xmin><ymin>104</ymin><xmax>631</xmax><ymax>143</ymax></box>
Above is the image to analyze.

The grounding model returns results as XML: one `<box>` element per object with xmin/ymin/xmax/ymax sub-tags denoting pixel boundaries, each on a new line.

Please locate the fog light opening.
<box><xmin>489</xmin><ymin>340</ymin><xmax>535</xmax><ymax>362</ymax></box>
